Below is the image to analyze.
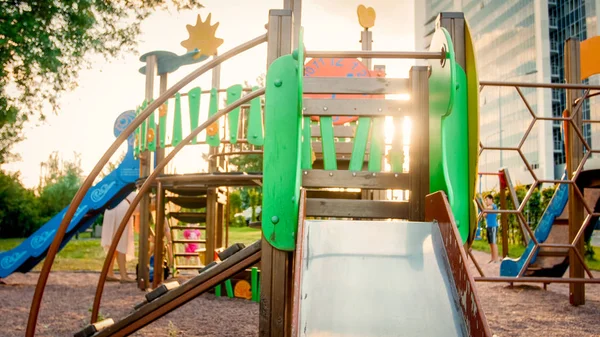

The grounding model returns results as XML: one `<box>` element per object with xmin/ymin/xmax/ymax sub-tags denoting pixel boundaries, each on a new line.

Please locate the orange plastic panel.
<box><xmin>580</xmin><ymin>36</ymin><xmax>600</xmax><ymax>80</ymax></box>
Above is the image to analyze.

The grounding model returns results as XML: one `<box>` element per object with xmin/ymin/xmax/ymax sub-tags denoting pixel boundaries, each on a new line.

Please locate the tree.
<box><xmin>37</xmin><ymin>152</ymin><xmax>84</xmax><ymax>223</ymax></box>
<box><xmin>0</xmin><ymin>0</ymin><xmax>204</xmax><ymax>164</ymax></box>
<box><xmin>0</xmin><ymin>171</ymin><xmax>40</xmax><ymax>237</ymax></box>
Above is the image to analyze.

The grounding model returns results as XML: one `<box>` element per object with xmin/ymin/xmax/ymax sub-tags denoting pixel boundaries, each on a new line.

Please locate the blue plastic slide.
<box><xmin>499</xmin><ymin>174</ymin><xmax>569</xmax><ymax>276</ymax></box>
<box><xmin>0</xmin><ymin>111</ymin><xmax>139</xmax><ymax>278</ymax></box>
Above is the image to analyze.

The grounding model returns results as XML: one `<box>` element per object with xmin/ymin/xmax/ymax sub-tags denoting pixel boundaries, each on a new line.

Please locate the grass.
<box><xmin>0</xmin><ymin>226</ymin><xmax>262</xmax><ymax>273</ymax></box>
<box><xmin>471</xmin><ymin>238</ymin><xmax>600</xmax><ymax>271</ymax></box>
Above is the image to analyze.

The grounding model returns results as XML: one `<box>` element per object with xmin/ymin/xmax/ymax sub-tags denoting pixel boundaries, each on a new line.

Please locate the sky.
<box><xmin>2</xmin><ymin>0</ymin><xmax>416</xmax><ymax>189</ymax></box>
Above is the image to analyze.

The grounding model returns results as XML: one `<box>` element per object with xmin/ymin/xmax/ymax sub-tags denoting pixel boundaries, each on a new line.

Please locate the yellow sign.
<box><xmin>357</xmin><ymin>5</ymin><xmax>376</xmax><ymax>29</ymax></box>
<box><xmin>181</xmin><ymin>13</ymin><xmax>224</xmax><ymax>58</ymax></box>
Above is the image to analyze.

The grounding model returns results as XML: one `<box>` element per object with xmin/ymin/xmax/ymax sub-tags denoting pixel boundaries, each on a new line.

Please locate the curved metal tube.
<box><xmin>26</xmin><ymin>33</ymin><xmax>267</xmax><ymax>337</ymax></box>
<box><xmin>90</xmin><ymin>88</ymin><xmax>265</xmax><ymax>323</ymax></box>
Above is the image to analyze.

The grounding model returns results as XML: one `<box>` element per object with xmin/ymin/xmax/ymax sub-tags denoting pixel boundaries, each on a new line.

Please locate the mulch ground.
<box><xmin>1</xmin><ymin>250</ymin><xmax>599</xmax><ymax>336</ymax></box>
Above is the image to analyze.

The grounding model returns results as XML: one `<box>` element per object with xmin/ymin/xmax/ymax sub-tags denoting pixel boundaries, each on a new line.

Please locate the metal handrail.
<box><xmin>25</xmin><ymin>33</ymin><xmax>267</xmax><ymax>337</ymax></box>
<box><xmin>90</xmin><ymin>88</ymin><xmax>265</xmax><ymax>323</ymax></box>
<box><xmin>305</xmin><ymin>50</ymin><xmax>446</xmax><ymax>59</ymax></box>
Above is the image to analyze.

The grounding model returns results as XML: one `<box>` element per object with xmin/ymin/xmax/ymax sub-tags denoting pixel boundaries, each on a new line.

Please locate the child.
<box><xmin>482</xmin><ymin>194</ymin><xmax>500</xmax><ymax>263</ymax></box>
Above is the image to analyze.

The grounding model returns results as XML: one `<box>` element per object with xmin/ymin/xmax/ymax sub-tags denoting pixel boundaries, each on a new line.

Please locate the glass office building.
<box><xmin>415</xmin><ymin>0</ymin><xmax>600</xmax><ymax>191</ymax></box>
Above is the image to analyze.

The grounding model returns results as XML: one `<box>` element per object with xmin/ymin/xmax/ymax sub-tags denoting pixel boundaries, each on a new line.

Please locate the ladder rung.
<box><xmin>172</xmin><ymin>239</ymin><xmax>206</xmax><ymax>244</ymax></box>
<box><xmin>174</xmin><ymin>252</ymin><xmax>200</xmax><ymax>256</ymax></box>
<box><xmin>303</xmin><ymin>77</ymin><xmax>409</xmax><ymax>95</ymax></box>
<box><xmin>170</xmin><ymin>225</ymin><xmax>207</xmax><ymax>230</ymax></box>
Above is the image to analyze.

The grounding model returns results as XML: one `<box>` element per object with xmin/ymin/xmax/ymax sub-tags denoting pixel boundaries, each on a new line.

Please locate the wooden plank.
<box><xmin>424</xmin><ymin>191</ymin><xmax>492</xmax><ymax>337</ymax></box>
<box><xmin>303</xmin><ymin>99</ymin><xmax>406</xmax><ymax>117</ymax></box>
<box><xmin>259</xmin><ymin>237</ymin><xmax>274</xmax><ymax>337</ymax></box>
<box><xmin>206</xmin><ymin>189</ymin><xmax>217</xmax><ymax>264</ymax></box>
<box><xmin>319</xmin><ymin>116</ymin><xmax>337</xmax><ymax>170</ymax></box>
<box><xmin>408</xmin><ymin>66</ymin><xmax>430</xmax><ymax>221</ymax></box>
<box><xmin>169</xmin><ymin>212</ymin><xmax>207</xmax><ymax>223</ymax></box>
<box><xmin>153</xmin><ymin>183</ymin><xmax>166</xmax><ymax>288</ymax></box>
<box><xmin>165</xmin><ymin>196</ymin><xmax>207</xmax><ymax>209</ymax></box>
<box><xmin>302</xmin><ymin>170</ymin><xmax>409</xmax><ymax>189</ymax></box>
<box><xmin>216</xmin><ymin>202</ymin><xmax>224</xmax><ymax>249</ymax></box>
<box><xmin>305</xmin><ymin>190</ymin><xmax>362</xmax><ymax>200</ymax></box>
<box><xmin>305</xmin><ymin>199</ymin><xmax>409</xmax><ymax>219</ymax></box>
<box><xmin>303</xmin><ymin>77</ymin><xmax>409</xmax><ymax>95</ymax></box>
<box><xmin>311</xmin><ymin>125</ymin><xmax>355</xmax><ymax>138</ymax></box>
<box><xmin>349</xmin><ymin>117</ymin><xmax>371</xmax><ymax>171</ymax></box>
<box><xmin>311</xmin><ymin>142</ymin><xmax>357</xmax><ymax>155</ymax></box>
<box><xmin>565</xmin><ymin>38</ymin><xmax>586</xmax><ymax>305</ymax></box>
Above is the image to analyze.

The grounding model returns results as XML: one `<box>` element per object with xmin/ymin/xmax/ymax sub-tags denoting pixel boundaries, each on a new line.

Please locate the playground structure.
<box><xmin>10</xmin><ymin>2</ymin><xmax>600</xmax><ymax>336</ymax></box>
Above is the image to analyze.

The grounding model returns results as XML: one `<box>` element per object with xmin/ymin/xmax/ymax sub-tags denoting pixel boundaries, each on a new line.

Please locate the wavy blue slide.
<box><xmin>499</xmin><ymin>173</ymin><xmax>569</xmax><ymax>277</ymax></box>
<box><xmin>0</xmin><ymin>111</ymin><xmax>139</xmax><ymax>278</ymax></box>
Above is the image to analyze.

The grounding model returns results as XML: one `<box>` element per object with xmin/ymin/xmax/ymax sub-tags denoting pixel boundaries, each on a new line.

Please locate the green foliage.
<box><xmin>37</xmin><ymin>152</ymin><xmax>83</xmax><ymax>223</ymax></box>
<box><xmin>0</xmin><ymin>0</ymin><xmax>204</xmax><ymax>164</ymax></box>
<box><xmin>228</xmin><ymin>189</ymin><xmax>245</xmax><ymax>227</ymax></box>
<box><xmin>0</xmin><ymin>171</ymin><xmax>40</xmax><ymax>237</ymax></box>
<box><xmin>480</xmin><ymin>184</ymin><xmax>557</xmax><ymax>245</ymax></box>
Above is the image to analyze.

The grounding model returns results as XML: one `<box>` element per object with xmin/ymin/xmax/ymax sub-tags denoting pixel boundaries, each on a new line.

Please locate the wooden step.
<box><xmin>170</xmin><ymin>225</ymin><xmax>206</xmax><ymax>230</ymax></box>
<box><xmin>554</xmin><ymin>218</ymin><xmax>569</xmax><ymax>225</ymax></box>
<box><xmin>172</xmin><ymin>239</ymin><xmax>206</xmax><ymax>244</ymax></box>
<box><xmin>166</xmin><ymin>196</ymin><xmax>207</xmax><ymax>209</ymax></box>
<box><xmin>174</xmin><ymin>265</ymin><xmax>203</xmax><ymax>270</ymax></box>
<box><xmin>169</xmin><ymin>212</ymin><xmax>206</xmax><ymax>223</ymax></box>
<box><xmin>305</xmin><ymin>198</ymin><xmax>409</xmax><ymax>219</ymax></box>
<box><xmin>173</xmin><ymin>252</ymin><xmax>200</xmax><ymax>257</ymax></box>
<box><xmin>165</xmin><ymin>187</ymin><xmax>207</xmax><ymax>196</ymax></box>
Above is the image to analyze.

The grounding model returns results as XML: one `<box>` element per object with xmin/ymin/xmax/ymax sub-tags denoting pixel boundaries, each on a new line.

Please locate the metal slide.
<box><xmin>296</xmin><ymin>220</ymin><xmax>474</xmax><ymax>337</ymax></box>
<box><xmin>0</xmin><ymin>111</ymin><xmax>139</xmax><ymax>278</ymax></box>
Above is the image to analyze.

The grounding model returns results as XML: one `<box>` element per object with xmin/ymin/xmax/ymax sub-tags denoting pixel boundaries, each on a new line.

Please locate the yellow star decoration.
<box><xmin>181</xmin><ymin>13</ymin><xmax>224</xmax><ymax>59</ymax></box>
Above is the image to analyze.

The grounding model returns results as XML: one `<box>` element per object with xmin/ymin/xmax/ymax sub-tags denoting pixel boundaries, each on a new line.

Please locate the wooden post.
<box><xmin>408</xmin><ymin>66</ymin><xmax>430</xmax><ymax>221</ymax></box>
<box><xmin>138</xmin><ymin>54</ymin><xmax>156</xmax><ymax>290</ymax></box>
<box><xmin>260</xmin><ymin>9</ymin><xmax>295</xmax><ymax>337</ymax></box>
<box><xmin>499</xmin><ymin>185</ymin><xmax>508</xmax><ymax>258</ymax></box>
<box><xmin>216</xmin><ymin>196</ymin><xmax>224</xmax><ymax>249</ymax></box>
<box><xmin>565</xmin><ymin>38</ymin><xmax>585</xmax><ymax>305</ymax></box>
<box><xmin>206</xmin><ymin>188</ymin><xmax>217</xmax><ymax>264</ymax></box>
<box><xmin>209</xmin><ymin>55</ymin><xmax>221</xmax><ymax>173</ymax></box>
<box><xmin>153</xmin><ymin>182</ymin><xmax>165</xmax><ymax>287</ymax></box>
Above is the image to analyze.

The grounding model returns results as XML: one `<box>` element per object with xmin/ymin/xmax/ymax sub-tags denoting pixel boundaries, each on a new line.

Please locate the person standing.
<box><xmin>101</xmin><ymin>191</ymin><xmax>138</xmax><ymax>282</ymax></box>
<box><xmin>482</xmin><ymin>194</ymin><xmax>500</xmax><ymax>263</ymax></box>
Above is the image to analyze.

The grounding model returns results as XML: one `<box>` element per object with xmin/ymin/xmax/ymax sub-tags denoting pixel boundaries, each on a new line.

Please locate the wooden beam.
<box><xmin>206</xmin><ymin>188</ymin><xmax>217</xmax><ymax>264</ymax></box>
<box><xmin>305</xmin><ymin>199</ymin><xmax>409</xmax><ymax>219</ymax></box>
<box><xmin>302</xmin><ymin>169</ymin><xmax>409</xmax><ymax>190</ymax></box>
<box><xmin>303</xmin><ymin>98</ymin><xmax>407</xmax><ymax>117</ymax></box>
<box><xmin>565</xmin><ymin>37</ymin><xmax>586</xmax><ymax>306</ymax></box>
<box><xmin>310</xmin><ymin>125</ymin><xmax>355</xmax><ymax>138</ymax></box>
<box><xmin>303</xmin><ymin>77</ymin><xmax>409</xmax><ymax>95</ymax></box>
<box><xmin>408</xmin><ymin>66</ymin><xmax>430</xmax><ymax>221</ymax></box>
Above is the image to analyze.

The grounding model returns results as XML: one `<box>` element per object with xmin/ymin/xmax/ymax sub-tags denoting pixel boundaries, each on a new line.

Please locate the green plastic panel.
<box><xmin>301</xmin><ymin>117</ymin><xmax>313</xmax><ymax>169</ymax></box>
<box><xmin>247</xmin><ymin>86</ymin><xmax>264</xmax><ymax>146</ymax></box>
<box><xmin>172</xmin><ymin>93</ymin><xmax>183</xmax><ymax>147</ymax></box>
<box><xmin>465</xmin><ymin>21</ymin><xmax>481</xmax><ymax>245</ymax></box>
<box><xmin>251</xmin><ymin>267</ymin><xmax>259</xmax><ymax>303</ymax></box>
<box><xmin>227</xmin><ymin>84</ymin><xmax>243</xmax><ymax>144</ymax></box>
<box><xmin>188</xmin><ymin>87</ymin><xmax>201</xmax><ymax>145</ymax></box>
<box><xmin>428</xmin><ymin>27</ymin><xmax>470</xmax><ymax>243</ymax></box>
<box><xmin>319</xmin><ymin>117</ymin><xmax>337</xmax><ymax>170</ymax></box>
<box><xmin>147</xmin><ymin>99</ymin><xmax>156</xmax><ymax>152</ymax></box>
<box><xmin>159</xmin><ymin>102</ymin><xmax>167</xmax><ymax>148</ymax></box>
<box><xmin>140</xmin><ymin>100</ymin><xmax>148</xmax><ymax>152</ymax></box>
<box><xmin>390</xmin><ymin>117</ymin><xmax>404</xmax><ymax>173</ymax></box>
<box><xmin>349</xmin><ymin>117</ymin><xmax>371</xmax><ymax>171</ymax></box>
<box><xmin>206</xmin><ymin>88</ymin><xmax>220</xmax><ymax>147</ymax></box>
<box><xmin>368</xmin><ymin>117</ymin><xmax>384</xmax><ymax>172</ymax></box>
<box><xmin>262</xmin><ymin>54</ymin><xmax>301</xmax><ymax>251</ymax></box>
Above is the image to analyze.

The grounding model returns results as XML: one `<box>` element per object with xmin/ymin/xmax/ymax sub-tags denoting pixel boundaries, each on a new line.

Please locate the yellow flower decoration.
<box><xmin>181</xmin><ymin>13</ymin><xmax>224</xmax><ymax>59</ymax></box>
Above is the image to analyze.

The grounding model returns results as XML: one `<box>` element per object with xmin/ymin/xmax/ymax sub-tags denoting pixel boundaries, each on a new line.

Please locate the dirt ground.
<box><xmin>1</xmin><ymin>251</ymin><xmax>600</xmax><ymax>336</ymax></box>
